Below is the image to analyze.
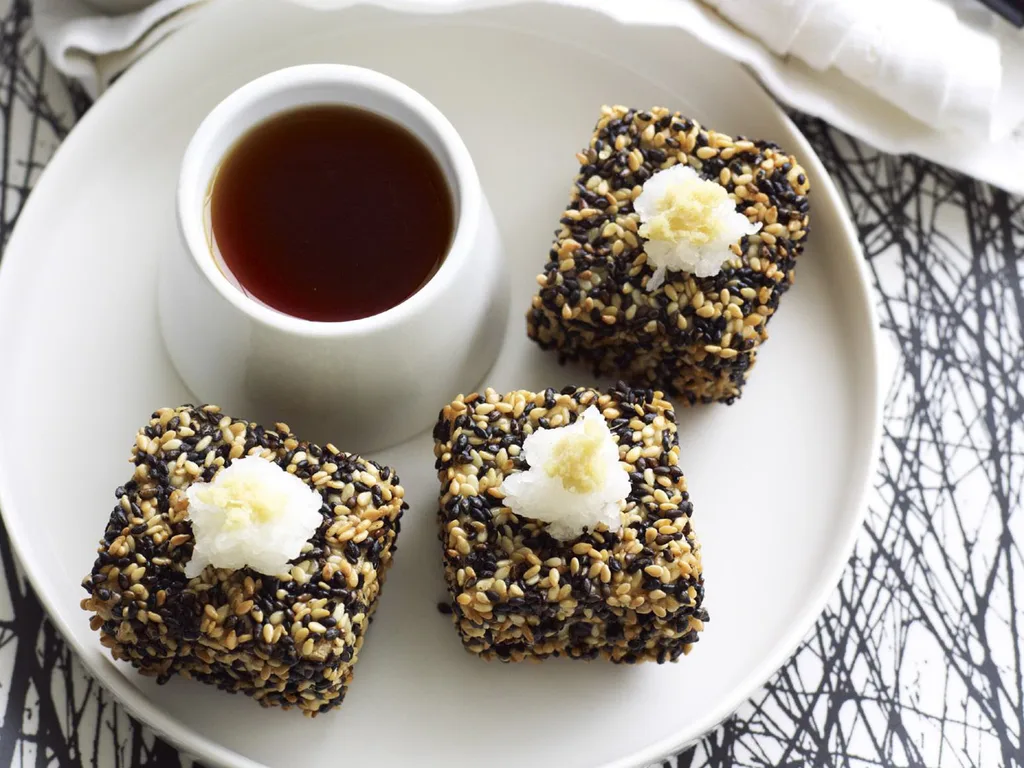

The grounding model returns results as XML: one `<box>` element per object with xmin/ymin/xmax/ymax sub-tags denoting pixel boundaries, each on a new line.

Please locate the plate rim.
<box><xmin>0</xmin><ymin>1</ymin><xmax>882</xmax><ymax>766</ymax></box>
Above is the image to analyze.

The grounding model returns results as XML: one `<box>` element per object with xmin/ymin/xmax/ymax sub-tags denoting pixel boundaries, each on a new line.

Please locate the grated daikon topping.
<box><xmin>499</xmin><ymin>406</ymin><xmax>631</xmax><ymax>540</ymax></box>
<box><xmin>184</xmin><ymin>455</ymin><xmax>323</xmax><ymax>578</ymax></box>
<box><xmin>635</xmin><ymin>164</ymin><xmax>760</xmax><ymax>289</ymax></box>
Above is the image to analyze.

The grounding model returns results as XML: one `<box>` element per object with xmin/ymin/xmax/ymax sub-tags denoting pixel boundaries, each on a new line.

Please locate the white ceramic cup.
<box><xmin>160</xmin><ymin>64</ymin><xmax>508</xmax><ymax>452</ymax></box>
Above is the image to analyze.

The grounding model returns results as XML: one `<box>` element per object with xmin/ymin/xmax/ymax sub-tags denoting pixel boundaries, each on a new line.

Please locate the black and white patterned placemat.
<box><xmin>0</xmin><ymin>1</ymin><xmax>1021</xmax><ymax>765</ymax></box>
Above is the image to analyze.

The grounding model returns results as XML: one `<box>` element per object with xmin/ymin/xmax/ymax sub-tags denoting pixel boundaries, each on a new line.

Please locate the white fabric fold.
<box><xmin>704</xmin><ymin>0</ymin><xmax>1004</xmax><ymax>136</ymax></box>
<box><xmin>31</xmin><ymin>0</ymin><xmax>207</xmax><ymax>97</ymax></box>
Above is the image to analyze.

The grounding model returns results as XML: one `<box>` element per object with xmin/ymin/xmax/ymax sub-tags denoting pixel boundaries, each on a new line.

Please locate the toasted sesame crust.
<box><xmin>433</xmin><ymin>385</ymin><xmax>707</xmax><ymax>663</ymax></box>
<box><xmin>527</xmin><ymin>105</ymin><xmax>811</xmax><ymax>404</ymax></box>
<box><xmin>80</xmin><ymin>405</ymin><xmax>406</xmax><ymax>715</ymax></box>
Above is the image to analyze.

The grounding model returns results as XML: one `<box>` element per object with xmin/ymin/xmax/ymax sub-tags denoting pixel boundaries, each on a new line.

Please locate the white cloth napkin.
<box><xmin>705</xmin><ymin>0</ymin><xmax>1003</xmax><ymax>135</ymax></box>
<box><xmin>28</xmin><ymin>0</ymin><xmax>1024</xmax><ymax>194</ymax></box>
<box><xmin>680</xmin><ymin>0</ymin><xmax>1024</xmax><ymax>193</ymax></box>
<box><xmin>30</xmin><ymin>0</ymin><xmax>208</xmax><ymax>97</ymax></box>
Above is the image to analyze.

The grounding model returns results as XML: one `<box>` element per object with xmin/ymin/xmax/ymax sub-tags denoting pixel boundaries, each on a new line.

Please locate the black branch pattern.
<box><xmin>0</xmin><ymin>1</ymin><xmax>1020</xmax><ymax>766</ymax></box>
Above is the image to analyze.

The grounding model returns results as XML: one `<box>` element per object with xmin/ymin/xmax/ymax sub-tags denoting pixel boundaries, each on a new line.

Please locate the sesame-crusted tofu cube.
<box><xmin>432</xmin><ymin>385</ymin><xmax>708</xmax><ymax>662</ymax></box>
<box><xmin>80</xmin><ymin>405</ymin><xmax>406</xmax><ymax>715</ymax></box>
<box><xmin>526</xmin><ymin>105</ymin><xmax>810</xmax><ymax>404</ymax></box>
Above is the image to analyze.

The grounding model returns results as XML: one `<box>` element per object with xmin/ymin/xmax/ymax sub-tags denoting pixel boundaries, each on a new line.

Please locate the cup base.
<box><xmin>159</xmin><ymin>196</ymin><xmax>508</xmax><ymax>455</ymax></box>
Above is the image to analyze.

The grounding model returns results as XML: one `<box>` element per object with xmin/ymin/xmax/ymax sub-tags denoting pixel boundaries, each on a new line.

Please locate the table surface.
<box><xmin>0</xmin><ymin>1</ymin><xmax>1022</xmax><ymax>766</ymax></box>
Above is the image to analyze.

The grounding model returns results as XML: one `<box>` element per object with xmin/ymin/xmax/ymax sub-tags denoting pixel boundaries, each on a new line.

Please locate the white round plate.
<box><xmin>0</xmin><ymin>1</ymin><xmax>880</xmax><ymax>766</ymax></box>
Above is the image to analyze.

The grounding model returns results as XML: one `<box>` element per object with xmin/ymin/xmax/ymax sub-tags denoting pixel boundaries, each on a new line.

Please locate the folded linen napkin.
<box><xmin>705</xmin><ymin>0</ymin><xmax>1003</xmax><ymax>135</ymax></box>
<box><xmin>31</xmin><ymin>0</ymin><xmax>207</xmax><ymax>97</ymax></box>
<box><xmin>28</xmin><ymin>0</ymin><xmax>1024</xmax><ymax>193</ymax></box>
<box><xmin>685</xmin><ymin>0</ymin><xmax>1024</xmax><ymax>193</ymax></box>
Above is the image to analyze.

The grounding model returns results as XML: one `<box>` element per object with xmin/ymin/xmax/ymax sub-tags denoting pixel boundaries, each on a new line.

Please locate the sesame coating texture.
<box><xmin>433</xmin><ymin>385</ymin><xmax>708</xmax><ymax>663</ymax></box>
<box><xmin>527</xmin><ymin>105</ymin><xmax>811</xmax><ymax>404</ymax></box>
<box><xmin>80</xmin><ymin>405</ymin><xmax>406</xmax><ymax>716</ymax></box>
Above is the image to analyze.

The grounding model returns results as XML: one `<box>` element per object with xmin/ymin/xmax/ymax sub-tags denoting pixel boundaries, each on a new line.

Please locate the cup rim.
<box><xmin>176</xmin><ymin>63</ymin><xmax>481</xmax><ymax>337</ymax></box>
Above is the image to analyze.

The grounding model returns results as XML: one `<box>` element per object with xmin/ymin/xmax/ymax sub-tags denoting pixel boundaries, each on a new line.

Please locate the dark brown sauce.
<box><xmin>210</xmin><ymin>104</ymin><xmax>454</xmax><ymax>322</ymax></box>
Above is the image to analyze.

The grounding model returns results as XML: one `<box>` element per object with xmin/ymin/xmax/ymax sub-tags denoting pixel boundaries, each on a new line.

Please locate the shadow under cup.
<box><xmin>161</xmin><ymin>64</ymin><xmax>508</xmax><ymax>452</ymax></box>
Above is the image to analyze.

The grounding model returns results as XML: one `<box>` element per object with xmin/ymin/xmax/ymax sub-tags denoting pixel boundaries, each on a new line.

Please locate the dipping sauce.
<box><xmin>210</xmin><ymin>104</ymin><xmax>454</xmax><ymax>322</ymax></box>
